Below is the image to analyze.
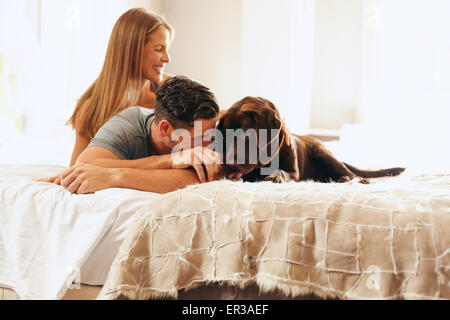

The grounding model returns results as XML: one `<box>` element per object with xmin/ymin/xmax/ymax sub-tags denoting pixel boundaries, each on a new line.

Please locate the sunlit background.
<box><xmin>0</xmin><ymin>0</ymin><xmax>449</xmax><ymax>172</ymax></box>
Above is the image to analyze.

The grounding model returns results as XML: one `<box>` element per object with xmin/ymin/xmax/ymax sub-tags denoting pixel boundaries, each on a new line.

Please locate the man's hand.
<box><xmin>39</xmin><ymin>164</ymin><xmax>118</xmax><ymax>194</ymax></box>
<box><xmin>171</xmin><ymin>146</ymin><xmax>223</xmax><ymax>183</ymax></box>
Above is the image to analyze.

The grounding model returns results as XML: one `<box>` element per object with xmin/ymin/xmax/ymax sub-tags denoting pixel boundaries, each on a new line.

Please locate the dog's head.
<box><xmin>217</xmin><ymin>96</ymin><xmax>286</xmax><ymax>180</ymax></box>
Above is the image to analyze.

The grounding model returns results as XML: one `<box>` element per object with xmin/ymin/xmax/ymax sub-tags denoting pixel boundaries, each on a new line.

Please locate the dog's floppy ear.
<box><xmin>258</xmin><ymin>97</ymin><xmax>292</xmax><ymax>147</ymax></box>
<box><xmin>262</xmin><ymin>106</ymin><xmax>279</xmax><ymax>129</ymax></box>
<box><xmin>217</xmin><ymin>116</ymin><xmax>225</xmax><ymax>131</ymax></box>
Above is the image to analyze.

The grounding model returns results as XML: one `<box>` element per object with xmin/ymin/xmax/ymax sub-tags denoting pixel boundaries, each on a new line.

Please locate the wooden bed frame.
<box><xmin>0</xmin><ymin>284</ymin><xmax>324</xmax><ymax>300</ymax></box>
<box><xmin>0</xmin><ymin>284</ymin><xmax>102</xmax><ymax>300</ymax></box>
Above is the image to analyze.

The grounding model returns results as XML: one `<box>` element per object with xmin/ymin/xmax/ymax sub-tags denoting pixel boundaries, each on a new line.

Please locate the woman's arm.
<box><xmin>70</xmin><ymin>132</ymin><xmax>91</xmax><ymax>166</ymax></box>
<box><xmin>69</xmin><ymin>97</ymin><xmax>93</xmax><ymax>166</ymax></box>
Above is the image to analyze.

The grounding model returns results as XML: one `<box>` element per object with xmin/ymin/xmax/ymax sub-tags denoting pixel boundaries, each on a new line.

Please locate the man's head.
<box><xmin>153</xmin><ymin>76</ymin><xmax>220</xmax><ymax>152</ymax></box>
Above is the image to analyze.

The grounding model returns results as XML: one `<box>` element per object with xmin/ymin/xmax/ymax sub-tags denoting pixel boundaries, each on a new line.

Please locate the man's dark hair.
<box><xmin>154</xmin><ymin>75</ymin><xmax>219</xmax><ymax>128</ymax></box>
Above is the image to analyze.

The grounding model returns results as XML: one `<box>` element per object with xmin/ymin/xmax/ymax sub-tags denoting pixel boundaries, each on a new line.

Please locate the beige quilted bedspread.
<box><xmin>98</xmin><ymin>173</ymin><xmax>450</xmax><ymax>300</ymax></box>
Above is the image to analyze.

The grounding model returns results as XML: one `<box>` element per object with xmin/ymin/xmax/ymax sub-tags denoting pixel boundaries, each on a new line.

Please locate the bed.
<box><xmin>0</xmin><ymin>134</ymin><xmax>449</xmax><ymax>300</ymax></box>
<box><xmin>0</xmin><ymin>164</ymin><xmax>323</xmax><ymax>300</ymax></box>
<box><xmin>97</xmin><ymin>173</ymin><xmax>450</xmax><ymax>300</ymax></box>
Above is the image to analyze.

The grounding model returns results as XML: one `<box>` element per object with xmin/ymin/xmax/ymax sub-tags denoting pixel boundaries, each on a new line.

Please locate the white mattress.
<box><xmin>0</xmin><ymin>165</ymin><xmax>161</xmax><ymax>299</ymax></box>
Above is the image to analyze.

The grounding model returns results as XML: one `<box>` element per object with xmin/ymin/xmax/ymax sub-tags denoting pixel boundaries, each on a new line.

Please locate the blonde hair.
<box><xmin>67</xmin><ymin>8</ymin><xmax>173</xmax><ymax>138</ymax></box>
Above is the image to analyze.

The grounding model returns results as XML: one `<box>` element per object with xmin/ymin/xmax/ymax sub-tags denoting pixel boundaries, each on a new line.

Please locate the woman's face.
<box><xmin>142</xmin><ymin>26</ymin><xmax>171</xmax><ymax>83</ymax></box>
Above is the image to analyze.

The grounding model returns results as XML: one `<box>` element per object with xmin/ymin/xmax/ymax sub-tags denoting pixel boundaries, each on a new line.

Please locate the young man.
<box><xmin>46</xmin><ymin>76</ymin><xmax>223</xmax><ymax>194</ymax></box>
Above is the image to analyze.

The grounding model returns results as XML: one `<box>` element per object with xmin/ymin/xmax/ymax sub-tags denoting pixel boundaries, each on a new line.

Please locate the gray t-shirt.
<box><xmin>88</xmin><ymin>107</ymin><xmax>154</xmax><ymax>160</ymax></box>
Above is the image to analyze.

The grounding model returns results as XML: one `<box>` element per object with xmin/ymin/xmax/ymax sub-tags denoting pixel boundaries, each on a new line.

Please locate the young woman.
<box><xmin>67</xmin><ymin>8</ymin><xmax>173</xmax><ymax>165</ymax></box>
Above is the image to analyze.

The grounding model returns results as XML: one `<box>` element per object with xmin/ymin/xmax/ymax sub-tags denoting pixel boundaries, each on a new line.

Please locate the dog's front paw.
<box><xmin>338</xmin><ymin>176</ymin><xmax>370</xmax><ymax>184</ymax></box>
<box><xmin>264</xmin><ymin>170</ymin><xmax>288</xmax><ymax>183</ymax></box>
<box><xmin>338</xmin><ymin>176</ymin><xmax>351</xmax><ymax>183</ymax></box>
<box><xmin>264</xmin><ymin>176</ymin><xmax>284</xmax><ymax>183</ymax></box>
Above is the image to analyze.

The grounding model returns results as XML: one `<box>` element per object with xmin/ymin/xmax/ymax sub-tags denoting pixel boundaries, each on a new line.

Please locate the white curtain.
<box><xmin>29</xmin><ymin>0</ymin><xmax>128</xmax><ymax>138</ymax></box>
<box><xmin>0</xmin><ymin>0</ymin><xmax>128</xmax><ymax>140</ymax></box>
<box><xmin>0</xmin><ymin>0</ymin><xmax>38</xmax><ymax>139</ymax></box>
<box><xmin>345</xmin><ymin>0</ymin><xmax>450</xmax><ymax>169</ymax></box>
<box><xmin>0</xmin><ymin>0</ymin><xmax>128</xmax><ymax>165</ymax></box>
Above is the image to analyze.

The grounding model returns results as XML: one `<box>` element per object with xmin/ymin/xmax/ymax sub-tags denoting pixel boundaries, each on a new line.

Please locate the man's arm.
<box><xmin>76</xmin><ymin>145</ymin><xmax>222</xmax><ymax>183</ymax></box>
<box><xmin>58</xmin><ymin>163</ymin><xmax>201</xmax><ymax>194</ymax></box>
<box><xmin>114</xmin><ymin>168</ymin><xmax>201</xmax><ymax>194</ymax></box>
<box><xmin>76</xmin><ymin>146</ymin><xmax>172</xmax><ymax>170</ymax></box>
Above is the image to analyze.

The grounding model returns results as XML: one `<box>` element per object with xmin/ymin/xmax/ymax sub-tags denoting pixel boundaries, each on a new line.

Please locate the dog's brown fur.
<box><xmin>217</xmin><ymin>96</ymin><xmax>405</xmax><ymax>184</ymax></box>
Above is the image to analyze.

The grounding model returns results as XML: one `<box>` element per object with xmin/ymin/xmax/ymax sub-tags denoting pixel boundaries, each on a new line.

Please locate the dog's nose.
<box><xmin>228</xmin><ymin>171</ymin><xmax>243</xmax><ymax>181</ymax></box>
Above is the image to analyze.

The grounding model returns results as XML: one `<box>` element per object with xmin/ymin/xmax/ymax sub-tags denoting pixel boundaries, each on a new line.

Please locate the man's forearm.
<box><xmin>81</xmin><ymin>154</ymin><xmax>172</xmax><ymax>170</ymax></box>
<box><xmin>112</xmin><ymin>168</ymin><xmax>200</xmax><ymax>194</ymax></box>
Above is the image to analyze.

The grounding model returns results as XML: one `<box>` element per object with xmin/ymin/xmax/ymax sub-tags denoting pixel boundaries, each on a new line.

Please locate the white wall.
<box><xmin>119</xmin><ymin>0</ymin><xmax>360</xmax><ymax>133</ymax></box>
<box><xmin>310</xmin><ymin>0</ymin><xmax>363</xmax><ymax>131</ymax></box>
<box><xmin>128</xmin><ymin>0</ymin><xmax>162</xmax><ymax>13</ymax></box>
<box><xmin>161</xmin><ymin>0</ymin><xmax>243</xmax><ymax>110</ymax></box>
<box><xmin>160</xmin><ymin>0</ymin><xmax>362</xmax><ymax>133</ymax></box>
<box><xmin>161</xmin><ymin>0</ymin><xmax>316</xmax><ymax>134</ymax></box>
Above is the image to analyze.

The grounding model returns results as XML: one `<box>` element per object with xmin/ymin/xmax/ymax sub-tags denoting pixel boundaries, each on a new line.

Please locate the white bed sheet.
<box><xmin>0</xmin><ymin>165</ymin><xmax>160</xmax><ymax>299</ymax></box>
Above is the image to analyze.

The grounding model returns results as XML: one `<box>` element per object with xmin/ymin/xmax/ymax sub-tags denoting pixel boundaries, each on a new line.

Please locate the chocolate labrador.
<box><xmin>217</xmin><ymin>96</ymin><xmax>405</xmax><ymax>184</ymax></box>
